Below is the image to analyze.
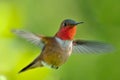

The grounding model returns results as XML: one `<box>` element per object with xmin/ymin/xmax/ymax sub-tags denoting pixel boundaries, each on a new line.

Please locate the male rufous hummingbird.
<box><xmin>12</xmin><ymin>19</ymin><xmax>113</xmax><ymax>73</ymax></box>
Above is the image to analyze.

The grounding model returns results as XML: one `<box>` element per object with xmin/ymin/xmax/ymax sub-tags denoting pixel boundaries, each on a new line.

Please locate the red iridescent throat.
<box><xmin>56</xmin><ymin>26</ymin><xmax>76</xmax><ymax>40</ymax></box>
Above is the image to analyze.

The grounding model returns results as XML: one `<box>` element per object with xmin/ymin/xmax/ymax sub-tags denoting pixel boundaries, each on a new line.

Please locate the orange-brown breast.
<box><xmin>40</xmin><ymin>37</ymin><xmax>72</xmax><ymax>67</ymax></box>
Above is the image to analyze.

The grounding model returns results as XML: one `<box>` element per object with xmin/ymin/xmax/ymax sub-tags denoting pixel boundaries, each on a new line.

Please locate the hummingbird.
<box><xmin>12</xmin><ymin>19</ymin><xmax>113</xmax><ymax>73</ymax></box>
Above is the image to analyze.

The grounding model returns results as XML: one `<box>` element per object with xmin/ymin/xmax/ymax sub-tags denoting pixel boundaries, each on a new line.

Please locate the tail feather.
<box><xmin>19</xmin><ymin>60</ymin><xmax>43</xmax><ymax>73</ymax></box>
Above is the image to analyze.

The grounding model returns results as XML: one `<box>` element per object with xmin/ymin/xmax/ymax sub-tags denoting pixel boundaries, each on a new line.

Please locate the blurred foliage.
<box><xmin>0</xmin><ymin>0</ymin><xmax>120</xmax><ymax>80</ymax></box>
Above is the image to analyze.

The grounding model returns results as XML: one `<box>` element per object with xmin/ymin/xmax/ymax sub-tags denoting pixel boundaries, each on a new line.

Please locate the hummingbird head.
<box><xmin>56</xmin><ymin>19</ymin><xmax>84</xmax><ymax>40</ymax></box>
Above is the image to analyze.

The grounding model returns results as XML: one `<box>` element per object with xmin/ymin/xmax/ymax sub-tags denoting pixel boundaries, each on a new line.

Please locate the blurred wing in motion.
<box><xmin>12</xmin><ymin>29</ymin><xmax>45</xmax><ymax>48</ymax></box>
<box><xmin>72</xmin><ymin>40</ymin><xmax>114</xmax><ymax>54</ymax></box>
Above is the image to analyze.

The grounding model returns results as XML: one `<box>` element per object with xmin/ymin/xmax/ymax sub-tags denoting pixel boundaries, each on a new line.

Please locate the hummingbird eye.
<box><xmin>63</xmin><ymin>23</ymin><xmax>67</xmax><ymax>27</ymax></box>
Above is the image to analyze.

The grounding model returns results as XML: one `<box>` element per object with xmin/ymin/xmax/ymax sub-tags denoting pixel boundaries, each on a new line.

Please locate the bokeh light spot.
<box><xmin>0</xmin><ymin>75</ymin><xmax>7</xmax><ymax>80</ymax></box>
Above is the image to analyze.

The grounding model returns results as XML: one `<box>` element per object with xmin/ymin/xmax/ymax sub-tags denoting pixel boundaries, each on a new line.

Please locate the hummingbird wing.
<box><xmin>72</xmin><ymin>40</ymin><xmax>114</xmax><ymax>54</ymax></box>
<box><xmin>12</xmin><ymin>29</ymin><xmax>44</xmax><ymax>48</ymax></box>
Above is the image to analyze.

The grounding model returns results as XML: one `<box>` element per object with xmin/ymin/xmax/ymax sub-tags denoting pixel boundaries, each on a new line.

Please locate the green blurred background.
<box><xmin>0</xmin><ymin>0</ymin><xmax>119</xmax><ymax>80</ymax></box>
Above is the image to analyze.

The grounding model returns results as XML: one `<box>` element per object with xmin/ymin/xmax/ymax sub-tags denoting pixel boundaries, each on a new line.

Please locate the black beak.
<box><xmin>75</xmin><ymin>22</ymin><xmax>84</xmax><ymax>25</ymax></box>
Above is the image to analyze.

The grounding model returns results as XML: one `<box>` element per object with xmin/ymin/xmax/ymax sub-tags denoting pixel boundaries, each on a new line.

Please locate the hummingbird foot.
<box><xmin>51</xmin><ymin>65</ymin><xmax>59</xmax><ymax>69</ymax></box>
<box><xmin>41</xmin><ymin>61</ymin><xmax>59</xmax><ymax>69</ymax></box>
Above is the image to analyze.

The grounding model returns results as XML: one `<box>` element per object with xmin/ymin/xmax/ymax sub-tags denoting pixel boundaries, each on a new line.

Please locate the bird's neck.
<box><xmin>55</xmin><ymin>26</ymin><xmax>76</xmax><ymax>40</ymax></box>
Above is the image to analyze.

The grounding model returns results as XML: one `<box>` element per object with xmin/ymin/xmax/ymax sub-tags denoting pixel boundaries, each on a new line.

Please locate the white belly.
<box><xmin>55</xmin><ymin>37</ymin><xmax>73</xmax><ymax>56</ymax></box>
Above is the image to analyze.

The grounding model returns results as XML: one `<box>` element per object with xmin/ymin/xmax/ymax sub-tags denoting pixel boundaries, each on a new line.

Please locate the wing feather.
<box><xmin>12</xmin><ymin>29</ymin><xmax>44</xmax><ymax>48</ymax></box>
<box><xmin>72</xmin><ymin>40</ymin><xmax>114</xmax><ymax>54</ymax></box>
